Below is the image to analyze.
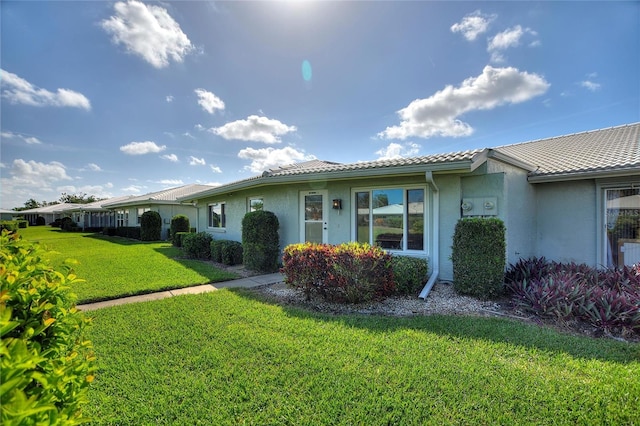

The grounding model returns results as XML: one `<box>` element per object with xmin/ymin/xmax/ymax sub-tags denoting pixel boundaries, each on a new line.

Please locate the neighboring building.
<box><xmin>18</xmin><ymin>203</ymin><xmax>83</xmax><ymax>226</ymax></box>
<box><xmin>62</xmin><ymin>196</ymin><xmax>135</xmax><ymax>230</ymax></box>
<box><xmin>178</xmin><ymin>123</ymin><xmax>640</xmax><ymax>297</ymax></box>
<box><xmin>0</xmin><ymin>209</ymin><xmax>18</xmax><ymax>221</ymax></box>
<box><xmin>102</xmin><ymin>184</ymin><xmax>214</xmax><ymax>239</ymax></box>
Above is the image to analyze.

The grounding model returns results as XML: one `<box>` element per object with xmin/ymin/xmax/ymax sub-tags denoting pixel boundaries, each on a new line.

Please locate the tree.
<box><xmin>59</xmin><ymin>192</ymin><xmax>99</xmax><ymax>204</ymax></box>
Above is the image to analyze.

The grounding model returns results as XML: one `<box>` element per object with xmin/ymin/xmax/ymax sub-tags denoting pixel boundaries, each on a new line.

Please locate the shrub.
<box><xmin>391</xmin><ymin>256</ymin><xmax>429</xmax><ymax>295</ymax></box>
<box><xmin>173</xmin><ymin>232</ymin><xmax>190</xmax><ymax>248</ymax></box>
<box><xmin>242</xmin><ymin>211</ymin><xmax>280</xmax><ymax>273</ymax></box>
<box><xmin>210</xmin><ymin>240</ymin><xmax>224</xmax><ymax>263</ymax></box>
<box><xmin>282</xmin><ymin>242</ymin><xmax>395</xmax><ymax>303</ymax></box>
<box><xmin>505</xmin><ymin>260</ymin><xmax>640</xmax><ymax>335</ymax></box>
<box><xmin>114</xmin><ymin>227</ymin><xmax>141</xmax><ymax>240</ymax></box>
<box><xmin>36</xmin><ymin>216</ymin><xmax>46</xmax><ymax>226</ymax></box>
<box><xmin>0</xmin><ymin>220</ymin><xmax>19</xmax><ymax>232</ymax></box>
<box><xmin>170</xmin><ymin>215</ymin><xmax>190</xmax><ymax>246</ymax></box>
<box><xmin>182</xmin><ymin>232</ymin><xmax>213</xmax><ymax>259</ymax></box>
<box><xmin>50</xmin><ymin>219</ymin><xmax>62</xmax><ymax>228</ymax></box>
<box><xmin>103</xmin><ymin>227</ymin><xmax>117</xmax><ymax>237</ymax></box>
<box><xmin>451</xmin><ymin>218</ymin><xmax>506</xmax><ymax>299</ymax></box>
<box><xmin>17</xmin><ymin>220</ymin><xmax>28</xmax><ymax>229</ymax></box>
<box><xmin>221</xmin><ymin>240</ymin><xmax>243</xmax><ymax>266</ymax></box>
<box><xmin>60</xmin><ymin>217</ymin><xmax>76</xmax><ymax>232</ymax></box>
<box><xmin>0</xmin><ymin>230</ymin><xmax>96</xmax><ymax>424</ymax></box>
<box><xmin>140</xmin><ymin>211</ymin><xmax>162</xmax><ymax>241</ymax></box>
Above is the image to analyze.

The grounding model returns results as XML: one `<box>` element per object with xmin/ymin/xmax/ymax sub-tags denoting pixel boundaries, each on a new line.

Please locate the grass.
<box><xmin>18</xmin><ymin>226</ymin><xmax>238</xmax><ymax>303</ymax></box>
<box><xmin>85</xmin><ymin>289</ymin><xmax>640</xmax><ymax>425</ymax></box>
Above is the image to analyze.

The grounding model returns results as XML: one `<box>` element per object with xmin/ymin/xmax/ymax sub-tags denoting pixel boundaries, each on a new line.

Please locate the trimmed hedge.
<box><xmin>182</xmin><ymin>232</ymin><xmax>213</xmax><ymax>259</ymax></box>
<box><xmin>36</xmin><ymin>216</ymin><xmax>46</xmax><ymax>226</ymax></box>
<box><xmin>1</xmin><ymin>221</ymin><xmax>19</xmax><ymax>232</ymax></box>
<box><xmin>391</xmin><ymin>256</ymin><xmax>429</xmax><ymax>295</ymax></box>
<box><xmin>0</xmin><ymin>230</ymin><xmax>96</xmax><ymax>424</ymax></box>
<box><xmin>451</xmin><ymin>218</ymin><xmax>506</xmax><ymax>299</ymax></box>
<box><xmin>282</xmin><ymin>242</ymin><xmax>395</xmax><ymax>303</ymax></box>
<box><xmin>115</xmin><ymin>227</ymin><xmax>141</xmax><ymax>240</ymax></box>
<box><xmin>211</xmin><ymin>240</ymin><xmax>243</xmax><ymax>266</ymax></box>
<box><xmin>242</xmin><ymin>211</ymin><xmax>280</xmax><ymax>273</ymax></box>
<box><xmin>140</xmin><ymin>211</ymin><xmax>162</xmax><ymax>241</ymax></box>
<box><xmin>170</xmin><ymin>215</ymin><xmax>190</xmax><ymax>246</ymax></box>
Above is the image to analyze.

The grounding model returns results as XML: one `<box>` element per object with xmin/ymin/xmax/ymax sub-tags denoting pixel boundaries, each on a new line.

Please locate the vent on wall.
<box><xmin>461</xmin><ymin>197</ymin><xmax>498</xmax><ymax>217</ymax></box>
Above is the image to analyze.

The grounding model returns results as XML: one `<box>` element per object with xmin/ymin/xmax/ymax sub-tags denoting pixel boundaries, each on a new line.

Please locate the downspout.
<box><xmin>419</xmin><ymin>171</ymin><xmax>439</xmax><ymax>299</ymax></box>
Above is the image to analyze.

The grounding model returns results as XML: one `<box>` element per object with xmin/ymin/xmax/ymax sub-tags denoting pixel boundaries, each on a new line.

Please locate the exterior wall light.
<box><xmin>332</xmin><ymin>199</ymin><xmax>342</xmax><ymax>210</ymax></box>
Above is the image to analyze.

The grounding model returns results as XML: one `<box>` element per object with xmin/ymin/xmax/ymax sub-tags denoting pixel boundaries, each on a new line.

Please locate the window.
<box><xmin>136</xmin><ymin>207</ymin><xmax>150</xmax><ymax>224</ymax></box>
<box><xmin>605</xmin><ymin>187</ymin><xmax>640</xmax><ymax>268</ymax></box>
<box><xmin>209</xmin><ymin>202</ymin><xmax>226</xmax><ymax>228</ymax></box>
<box><xmin>355</xmin><ymin>187</ymin><xmax>425</xmax><ymax>251</ymax></box>
<box><xmin>248</xmin><ymin>197</ymin><xmax>264</xmax><ymax>212</ymax></box>
<box><xmin>116</xmin><ymin>210</ymin><xmax>128</xmax><ymax>227</ymax></box>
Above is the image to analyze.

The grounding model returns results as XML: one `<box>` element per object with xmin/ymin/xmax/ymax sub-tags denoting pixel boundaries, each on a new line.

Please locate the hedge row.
<box><xmin>0</xmin><ymin>220</ymin><xmax>28</xmax><ymax>232</ymax></box>
<box><xmin>210</xmin><ymin>240</ymin><xmax>243</xmax><ymax>266</ymax></box>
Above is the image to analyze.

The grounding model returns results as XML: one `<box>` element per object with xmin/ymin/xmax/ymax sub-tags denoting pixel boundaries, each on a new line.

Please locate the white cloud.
<box><xmin>488</xmin><ymin>26</ymin><xmax>538</xmax><ymax>63</ymax></box>
<box><xmin>238</xmin><ymin>146</ymin><xmax>315</xmax><ymax>173</ymax></box>
<box><xmin>1</xmin><ymin>131</ymin><xmax>42</xmax><ymax>145</ymax></box>
<box><xmin>166</xmin><ymin>95</ymin><xmax>174</xmax><ymax>103</ymax></box>
<box><xmin>101</xmin><ymin>0</ymin><xmax>193</xmax><ymax>68</ymax></box>
<box><xmin>375</xmin><ymin>142</ymin><xmax>421</xmax><ymax>160</ymax></box>
<box><xmin>194</xmin><ymin>124</ymin><xmax>206</xmax><ymax>131</ymax></box>
<box><xmin>580</xmin><ymin>80</ymin><xmax>601</xmax><ymax>92</ymax></box>
<box><xmin>1</xmin><ymin>159</ymin><xmax>74</xmax><ymax>207</ymax></box>
<box><xmin>580</xmin><ymin>74</ymin><xmax>601</xmax><ymax>92</ymax></box>
<box><xmin>451</xmin><ymin>10</ymin><xmax>496</xmax><ymax>41</ymax></box>
<box><xmin>161</xmin><ymin>153</ymin><xmax>179</xmax><ymax>162</ymax></box>
<box><xmin>0</xmin><ymin>69</ymin><xmax>91</xmax><ymax>110</ymax></box>
<box><xmin>81</xmin><ymin>163</ymin><xmax>102</xmax><ymax>172</ymax></box>
<box><xmin>210</xmin><ymin>165</ymin><xmax>222</xmax><ymax>173</ymax></box>
<box><xmin>210</xmin><ymin>115</ymin><xmax>297</xmax><ymax>144</ymax></box>
<box><xmin>189</xmin><ymin>156</ymin><xmax>206</xmax><ymax>166</ymax></box>
<box><xmin>120</xmin><ymin>141</ymin><xmax>166</xmax><ymax>155</ymax></box>
<box><xmin>195</xmin><ymin>89</ymin><xmax>225</xmax><ymax>114</ymax></box>
<box><xmin>379</xmin><ymin>65</ymin><xmax>550</xmax><ymax>140</ymax></box>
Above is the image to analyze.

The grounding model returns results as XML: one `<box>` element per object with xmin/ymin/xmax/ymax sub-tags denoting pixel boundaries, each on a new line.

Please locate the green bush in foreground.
<box><xmin>391</xmin><ymin>255</ymin><xmax>429</xmax><ymax>295</ymax></box>
<box><xmin>451</xmin><ymin>218</ymin><xmax>506</xmax><ymax>299</ymax></box>
<box><xmin>211</xmin><ymin>240</ymin><xmax>243</xmax><ymax>266</ymax></box>
<box><xmin>242</xmin><ymin>211</ymin><xmax>280</xmax><ymax>273</ymax></box>
<box><xmin>0</xmin><ymin>230</ymin><xmax>96</xmax><ymax>425</ymax></box>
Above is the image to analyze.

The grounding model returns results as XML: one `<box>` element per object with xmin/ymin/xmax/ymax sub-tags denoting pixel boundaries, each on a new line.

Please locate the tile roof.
<box><xmin>103</xmin><ymin>184</ymin><xmax>214</xmax><ymax>207</ymax></box>
<box><xmin>263</xmin><ymin>150</ymin><xmax>484</xmax><ymax>177</ymax></box>
<box><xmin>19</xmin><ymin>203</ymin><xmax>83</xmax><ymax>214</ymax></box>
<box><xmin>495</xmin><ymin>122</ymin><xmax>640</xmax><ymax>178</ymax></box>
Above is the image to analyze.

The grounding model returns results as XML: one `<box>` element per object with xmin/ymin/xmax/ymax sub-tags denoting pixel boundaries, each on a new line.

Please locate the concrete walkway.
<box><xmin>77</xmin><ymin>272</ymin><xmax>284</xmax><ymax>312</ymax></box>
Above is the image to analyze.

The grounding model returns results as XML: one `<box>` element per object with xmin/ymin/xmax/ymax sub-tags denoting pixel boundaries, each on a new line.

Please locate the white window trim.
<box><xmin>208</xmin><ymin>201</ymin><xmax>227</xmax><ymax>231</ymax></box>
<box><xmin>247</xmin><ymin>196</ymin><xmax>264</xmax><ymax>213</ymax></box>
<box><xmin>351</xmin><ymin>185</ymin><xmax>429</xmax><ymax>254</ymax></box>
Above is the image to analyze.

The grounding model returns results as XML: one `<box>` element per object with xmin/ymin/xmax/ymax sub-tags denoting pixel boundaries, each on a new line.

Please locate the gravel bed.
<box><xmin>256</xmin><ymin>281</ymin><xmax>506</xmax><ymax>317</ymax></box>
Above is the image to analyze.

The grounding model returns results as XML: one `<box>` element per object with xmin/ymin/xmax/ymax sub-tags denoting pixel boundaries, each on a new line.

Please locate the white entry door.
<box><xmin>300</xmin><ymin>190</ymin><xmax>328</xmax><ymax>243</ymax></box>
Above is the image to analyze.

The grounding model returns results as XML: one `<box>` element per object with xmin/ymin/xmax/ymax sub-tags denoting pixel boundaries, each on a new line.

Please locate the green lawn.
<box><xmin>86</xmin><ymin>290</ymin><xmax>640</xmax><ymax>425</ymax></box>
<box><xmin>19</xmin><ymin>226</ymin><xmax>237</xmax><ymax>303</ymax></box>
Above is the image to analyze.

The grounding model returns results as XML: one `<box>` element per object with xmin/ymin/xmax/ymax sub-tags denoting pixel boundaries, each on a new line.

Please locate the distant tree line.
<box><xmin>12</xmin><ymin>193</ymin><xmax>104</xmax><ymax>211</ymax></box>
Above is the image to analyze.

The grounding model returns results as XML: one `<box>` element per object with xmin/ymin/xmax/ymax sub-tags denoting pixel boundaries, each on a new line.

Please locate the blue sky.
<box><xmin>1</xmin><ymin>1</ymin><xmax>638</xmax><ymax>209</ymax></box>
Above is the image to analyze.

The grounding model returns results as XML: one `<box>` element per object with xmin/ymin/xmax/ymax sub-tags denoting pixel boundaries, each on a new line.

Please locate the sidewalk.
<box><xmin>77</xmin><ymin>272</ymin><xmax>284</xmax><ymax>312</ymax></box>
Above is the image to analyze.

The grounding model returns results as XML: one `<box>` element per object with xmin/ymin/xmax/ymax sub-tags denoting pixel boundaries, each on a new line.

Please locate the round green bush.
<box><xmin>140</xmin><ymin>211</ymin><xmax>162</xmax><ymax>241</ymax></box>
<box><xmin>391</xmin><ymin>256</ymin><xmax>429</xmax><ymax>295</ymax></box>
<box><xmin>182</xmin><ymin>232</ymin><xmax>213</xmax><ymax>259</ymax></box>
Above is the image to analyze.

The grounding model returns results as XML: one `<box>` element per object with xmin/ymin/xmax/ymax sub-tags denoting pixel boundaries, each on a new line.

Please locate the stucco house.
<box><xmin>178</xmin><ymin>123</ymin><xmax>640</xmax><ymax>297</ymax></box>
<box><xmin>102</xmin><ymin>184</ymin><xmax>213</xmax><ymax>239</ymax></box>
<box><xmin>60</xmin><ymin>196</ymin><xmax>135</xmax><ymax>230</ymax></box>
<box><xmin>18</xmin><ymin>203</ymin><xmax>83</xmax><ymax>226</ymax></box>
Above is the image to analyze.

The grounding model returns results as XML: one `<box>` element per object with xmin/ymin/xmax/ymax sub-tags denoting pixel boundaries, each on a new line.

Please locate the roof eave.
<box><xmin>487</xmin><ymin>149</ymin><xmax>538</xmax><ymax>172</ymax></box>
<box><xmin>178</xmin><ymin>159</ymin><xmax>481</xmax><ymax>202</ymax></box>
<box><xmin>528</xmin><ymin>166</ymin><xmax>640</xmax><ymax>183</ymax></box>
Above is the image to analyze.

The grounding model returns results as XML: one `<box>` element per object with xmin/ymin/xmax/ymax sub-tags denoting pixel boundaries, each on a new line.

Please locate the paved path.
<box><xmin>77</xmin><ymin>272</ymin><xmax>284</xmax><ymax>311</ymax></box>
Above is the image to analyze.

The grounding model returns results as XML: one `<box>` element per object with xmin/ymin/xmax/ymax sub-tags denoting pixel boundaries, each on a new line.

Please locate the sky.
<box><xmin>1</xmin><ymin>1</ymin><xmax>638</xmax><ymax>209</ymax></box>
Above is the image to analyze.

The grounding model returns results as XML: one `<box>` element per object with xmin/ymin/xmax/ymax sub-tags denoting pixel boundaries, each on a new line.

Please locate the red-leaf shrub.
<box><xmin>282</xmin><ymin>242</ymin><xmax>394</xmax><ymax>303</ymax></box>
<box><xmin>506</xmin><ymin>259</ymin><xmax>640</xmax><ymax>335</ymax></box>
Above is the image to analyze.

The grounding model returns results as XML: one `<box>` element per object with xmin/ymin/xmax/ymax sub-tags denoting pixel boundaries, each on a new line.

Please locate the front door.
<box><xmin>300</xmin><ymin>190</ymin><xmax>328</xmax><ymax>243</ymax></box>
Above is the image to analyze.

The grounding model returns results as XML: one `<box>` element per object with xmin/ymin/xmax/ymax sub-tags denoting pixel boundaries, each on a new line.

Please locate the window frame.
<box><xmin>208</xmin><ymin>202</ymin><xmax>227</xmax><ymax>229</ymax></box>
<box><xmin>352</xmin><ymin>185</ymin><xmax>428</xmax><ymax>253</ymax></box>
<box><xmin>136</xmin><ymin>207</ymin><xmax>150</xmax><ymax>225</ymax></box>
<box><xmin>247</xmin><ymin>197</ymin><xmax>264</xmax><ymax>213</ymax></box>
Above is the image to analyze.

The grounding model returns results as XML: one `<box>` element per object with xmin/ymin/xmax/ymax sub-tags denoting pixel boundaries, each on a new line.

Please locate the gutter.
<box><xmin>419</xmin><ymin>171</ymin><xmax>439</xmax><ymax>300</ymax></box>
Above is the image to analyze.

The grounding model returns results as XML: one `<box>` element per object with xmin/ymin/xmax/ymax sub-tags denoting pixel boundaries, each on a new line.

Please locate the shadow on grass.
<box><xmin>228</xmin><ymin>288</ymin><xmax>640</xmax><ymax>365</ymax></box>
<box><xmin>82</xmin><ymin>233</ymin><xmax>163</xmax><ymax>246</ymax></box>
